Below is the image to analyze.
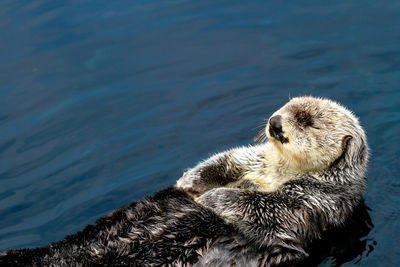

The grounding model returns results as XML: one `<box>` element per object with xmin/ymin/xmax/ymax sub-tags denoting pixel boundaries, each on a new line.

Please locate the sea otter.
<box><xmin>0</xmin><ymin>96</ymin><xmax>369</xmax><ymax>266</ymax></box>
<box><xmin>177</xmin><ymin>96</ymin><xmax>369</xmax><ymax>265</ymax></box>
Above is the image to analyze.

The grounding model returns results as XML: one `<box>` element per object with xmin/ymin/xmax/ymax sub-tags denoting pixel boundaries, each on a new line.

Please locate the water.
<box><xmin>0</xmin><ymin>0</ymin><xmax>399</xmax><ymax>265</ymax></box>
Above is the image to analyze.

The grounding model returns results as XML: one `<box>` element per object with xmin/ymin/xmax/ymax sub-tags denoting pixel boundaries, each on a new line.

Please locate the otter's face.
<box><xmin>266</xmin><ymin>97</ymin><xmax>366</xmax><ymax>172</ymax></box>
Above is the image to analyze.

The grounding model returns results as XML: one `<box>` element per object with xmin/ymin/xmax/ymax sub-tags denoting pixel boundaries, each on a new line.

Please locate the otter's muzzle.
<box><xmin>268</xmin><ymin>115</ymin><xmax>289</xmax><ymax>144</ymax></box>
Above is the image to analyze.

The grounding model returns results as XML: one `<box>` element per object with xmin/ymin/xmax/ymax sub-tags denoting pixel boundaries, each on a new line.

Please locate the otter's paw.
<box><xmin>196</xmin><ymin>188</ymin><xmax>238</xmax><ymax>215</ymax></box>
<box><xmin>176</xmin><ymin>170</ymin><xmax>196</xmax><ymax>189</ymax></box>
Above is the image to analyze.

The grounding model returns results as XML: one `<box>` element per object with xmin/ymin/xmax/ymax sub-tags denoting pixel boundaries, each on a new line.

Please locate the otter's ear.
<box><xmin>342</xmin><ymin>135</ymin><xmax>353</xmax><ymax>150</ymax></box>
<box><xmin>331</xmin><ymin>135</ymin><xmax>353</xmax><ymax>167</ymax></box>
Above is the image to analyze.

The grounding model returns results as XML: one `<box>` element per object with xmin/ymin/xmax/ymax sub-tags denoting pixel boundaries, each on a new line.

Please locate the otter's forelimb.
<box><xmin>177</xmin><ymin>145</ymin><xmax>268</xmax><ymax>191</ymax></box>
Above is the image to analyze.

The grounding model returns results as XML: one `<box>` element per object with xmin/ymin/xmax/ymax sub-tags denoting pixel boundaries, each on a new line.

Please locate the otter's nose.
<box><xmin>269</xmin><ymin>115</ymin><xmax>283</xmax><ymax>135</ymax></box>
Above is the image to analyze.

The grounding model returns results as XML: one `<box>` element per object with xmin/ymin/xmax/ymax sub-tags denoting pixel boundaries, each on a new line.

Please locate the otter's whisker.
<box><xmin>254</xmin><ymin>129</ymin><xmax>267</xmax><ymax>143</ymax></box>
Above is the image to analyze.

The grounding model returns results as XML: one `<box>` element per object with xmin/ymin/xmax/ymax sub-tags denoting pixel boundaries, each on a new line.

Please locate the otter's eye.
<box><xmin>295</xmin><ymin>111</ymin><xmax>313</xmax><ymax>127</ymax></box>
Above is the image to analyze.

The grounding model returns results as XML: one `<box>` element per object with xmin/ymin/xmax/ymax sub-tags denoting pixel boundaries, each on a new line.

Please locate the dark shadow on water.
<box><xmin>299</xmin><ymin>200</ymin><xmax>375</xmax><ymax>267</ymax></box>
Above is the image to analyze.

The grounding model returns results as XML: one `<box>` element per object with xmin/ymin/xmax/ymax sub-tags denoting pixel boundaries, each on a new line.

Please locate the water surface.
<box><xmin>0</xmin><ymin>0</ymin><xmax>399</xmax><ymax>265</ymax></box>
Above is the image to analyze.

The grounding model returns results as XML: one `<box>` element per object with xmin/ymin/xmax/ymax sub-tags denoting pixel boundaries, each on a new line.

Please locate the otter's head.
<box><xmin>266</xmin><ymin>96</ymin><xmax>368</xmax><ymax>172</ymax></box>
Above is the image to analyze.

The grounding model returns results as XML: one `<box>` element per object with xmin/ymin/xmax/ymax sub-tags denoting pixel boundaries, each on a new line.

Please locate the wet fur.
<box><xmin>178</xmin><ymin>96</ymin><xmax>369</xmax><ymax>265</ymax></box>
<box><xmin>1</xmin><ymin>97</ymin><xmax>369</xmax><ymax>266</ymax></box>
<box><xmin>1</xmin><ymin>188</ymin><xmax>238</xmax><ymax>266</ymax></box>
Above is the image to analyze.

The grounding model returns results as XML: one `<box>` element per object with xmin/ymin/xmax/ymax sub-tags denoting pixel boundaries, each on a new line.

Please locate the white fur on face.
<box><xmin>266</xmin><ymin>97</ymin><xmax>366</xmax><ymax>172</ymax></box>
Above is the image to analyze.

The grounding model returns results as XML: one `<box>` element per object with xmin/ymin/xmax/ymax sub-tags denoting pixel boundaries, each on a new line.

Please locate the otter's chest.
<box><xmin>228</xmin><ymin>168</ymin><xmax>299</xmax><ymax>192</ymax></box>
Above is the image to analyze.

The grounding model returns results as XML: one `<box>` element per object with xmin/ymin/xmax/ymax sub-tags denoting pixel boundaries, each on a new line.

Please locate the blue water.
<box><xmin>0</xmin><ymin>0</ymin><xmax>399</xmax><ymax>265</ymax></box>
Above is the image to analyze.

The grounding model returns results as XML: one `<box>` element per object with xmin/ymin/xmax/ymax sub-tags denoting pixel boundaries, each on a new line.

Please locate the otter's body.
<box><xmin>178</xmin><ymin>96</ymin><xmax>369</xmax><ymax>264</ymax></box>
<box><xmin>1</xmin><ymin>97</ymin><xmax>369</xmax><ymax>266</ymax></box>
